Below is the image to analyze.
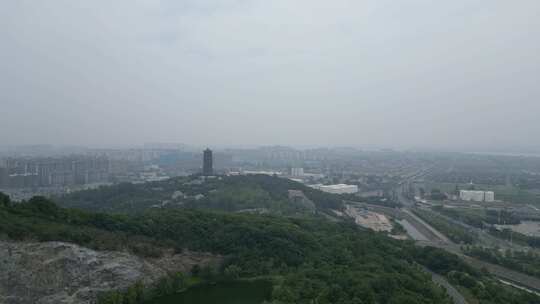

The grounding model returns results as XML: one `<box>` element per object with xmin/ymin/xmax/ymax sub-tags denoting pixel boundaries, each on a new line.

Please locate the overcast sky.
<box><xmin>1</xmin><ymin>1</ymin><xmax>539</xmax><ymax>151</ymax></box>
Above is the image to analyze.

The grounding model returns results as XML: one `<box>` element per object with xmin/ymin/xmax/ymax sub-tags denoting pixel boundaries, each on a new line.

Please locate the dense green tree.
<box><xmin>55</xmin><ymin>175</ymin><xmax>346</xmax><ymax>215</ymax></box>
<box><xmin>0</xmin><ymin>192</ymin><xmax>10</xmax><ymax>207</ymax></box>
<box><xmin>223</xmin><ymin>265</ymin><xmax>241</xmax><ymax>280</ymax></box>
<box><xmin>2</xmin><ymin>196</ymin><xmax>538</xmax><ymax>304</ymax></box>
<box><xmin>191</xmin><ymin>265</ymin><xmax>201</xmax><ymax>276</ymax></box>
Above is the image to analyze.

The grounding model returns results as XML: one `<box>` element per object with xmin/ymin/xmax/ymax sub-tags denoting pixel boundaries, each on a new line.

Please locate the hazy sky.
<box><xmin>1</xmin><ymin>1</ymin><xmax>539</xmax><ymax>151</ymax></box>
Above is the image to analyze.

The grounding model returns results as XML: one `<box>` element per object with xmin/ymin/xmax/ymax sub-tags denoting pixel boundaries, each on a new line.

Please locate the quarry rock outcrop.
<box><xmin>0</xmin><ymin>241</ymin><xmax>218</xmax><ymax>304</ymax></box>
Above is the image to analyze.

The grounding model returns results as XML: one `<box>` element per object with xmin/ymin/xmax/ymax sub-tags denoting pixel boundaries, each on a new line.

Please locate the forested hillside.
<box><xmin>1</xmin><ymin>194</ymin><xmax>538</xmax><ymax>304</ymax></box>
<box><xmin>56</xmin><ymin>175</ymin><xmax>344</xmax><ymax>215</ymax></box>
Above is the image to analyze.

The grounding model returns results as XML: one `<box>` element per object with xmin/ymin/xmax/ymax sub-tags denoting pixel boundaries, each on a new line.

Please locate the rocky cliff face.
<box><xmin>0</xmin><ymin>241</ymin><xmax>218</xmax><ymax>304</ymax></box>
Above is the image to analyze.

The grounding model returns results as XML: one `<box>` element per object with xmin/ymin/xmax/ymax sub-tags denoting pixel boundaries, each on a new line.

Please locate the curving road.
<box><xmin>424</xmin><ymin>267</ymin><xmax>468</xmax><ymax>304</ymax></box>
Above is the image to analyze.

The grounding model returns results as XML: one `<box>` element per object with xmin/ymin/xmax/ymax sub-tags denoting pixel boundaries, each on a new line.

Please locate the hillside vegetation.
<box><xmin>56</xmin><ymin>175</ymin><xmax>344</xmax><ymax>215</ymax></box>
<box><xmin>1</xmin><ymin>194</ymin><xmax>450</xmax><ymax>303</ymax></box>
<box><xmin>2</xmin><ymin>193</ymin><xmax>540</xmax><ymax>303</ymax></box>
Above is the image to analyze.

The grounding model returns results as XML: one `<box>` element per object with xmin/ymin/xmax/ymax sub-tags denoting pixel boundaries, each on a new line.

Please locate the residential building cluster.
<box><xmin>0</xmin><ymin>156</ymin><xmax>110</xmax><ymax>188</ymax></box>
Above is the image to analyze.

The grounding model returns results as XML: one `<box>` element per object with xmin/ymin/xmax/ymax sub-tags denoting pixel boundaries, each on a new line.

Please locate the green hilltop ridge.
<box><xmin>1</xmin><ymin>192</ymin><xmax>539</xmax><ymax>304</ymax></box>
<box><xmin>55</xmin><ymin>175</ymin><xmax>345</xmax><ymax>215</ymax></box>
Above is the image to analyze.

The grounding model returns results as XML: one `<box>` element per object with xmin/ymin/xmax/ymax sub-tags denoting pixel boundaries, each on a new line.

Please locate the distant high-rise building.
<box><xmin>203</xmin><ymin>148</ymin><xmax>213</xmax><ymax>176</ymax></box>
<box><xmin>290</xmin><ymin>167</ymin><xmax>304</xmax><ymax>177</ymax></box>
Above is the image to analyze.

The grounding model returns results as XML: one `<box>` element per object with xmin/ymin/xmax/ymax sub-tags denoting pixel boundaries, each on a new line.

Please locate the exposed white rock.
<box><xmin>0</xmin><ymin>241</ymin><xmax>218</xmax><ymax>304</ymax></box>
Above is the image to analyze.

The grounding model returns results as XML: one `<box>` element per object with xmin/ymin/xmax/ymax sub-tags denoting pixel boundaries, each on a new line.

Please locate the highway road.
<box><xmin>424</xmin><ymin>267</ymin><xmax>468</xmax><ymax>304</ymax></box>
<box><xmin>392</xmin><ymin>186</ymin><xmax>540</xmax><ymax>294</ymax></box>
<box><xmin>349</xmin><ymin>168</ymin><xmax>540</xmax><ymax>297</ymax></box>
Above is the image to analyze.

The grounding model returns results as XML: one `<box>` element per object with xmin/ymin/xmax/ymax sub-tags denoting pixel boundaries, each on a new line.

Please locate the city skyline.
<box><xmin>4</xmin><ymin>142</ymin><xmax>540</xmax><ymax>157</ymax></box>
<box><xmin>3</xmin><ymin>2</ymin><xmax>540</xmax><ymax>303</ymax></box>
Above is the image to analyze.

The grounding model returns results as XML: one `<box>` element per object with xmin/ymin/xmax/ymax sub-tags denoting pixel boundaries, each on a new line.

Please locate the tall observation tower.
<box><xmin>203</xmin><ymin>148</ymin><xmax>213</xmax><ymax>176</ymax></box>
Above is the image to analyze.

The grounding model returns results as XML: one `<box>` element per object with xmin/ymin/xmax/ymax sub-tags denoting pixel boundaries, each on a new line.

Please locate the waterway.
<box><xmin>145</xmin><ymin>280</ymin><xmax>272</xmax><ymax>304</ymax></box>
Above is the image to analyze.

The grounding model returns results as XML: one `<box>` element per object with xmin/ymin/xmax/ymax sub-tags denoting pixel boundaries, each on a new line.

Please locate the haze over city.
<box><xmin>5</xmin><ymin>2</ymin><xmax>540</xmax><ymax>304</ymax></box>
<box><xmin>2</xmin><ymin>0</ymin><xmax>540</xmax><ymax>152</ymax></box>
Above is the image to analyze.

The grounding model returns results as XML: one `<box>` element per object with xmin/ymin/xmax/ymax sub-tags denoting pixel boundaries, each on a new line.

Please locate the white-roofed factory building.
<box><xmin>310</xmin><ymin>184</ymin><xmax>359</xmax><ymax>194</ymax></box>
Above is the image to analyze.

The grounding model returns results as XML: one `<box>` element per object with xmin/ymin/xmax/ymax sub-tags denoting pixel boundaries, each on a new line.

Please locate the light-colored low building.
<box><xmin>460</xmin><ymin>190</ymin><xmax>485</xmax><ymax>202</ymax></box>
<box><xmin>459</xmin><ymin>190</ymin><xmax>495</xmax><ymax>202</ymax></box>
<box><xmin>484</xmin><ymin>191</ymin><xmax>495</xmax><ymax>202</ymax></box>
<box><xmin>242</xmin><ymin>170</ymin><xmax>282</xmax><ymax>176</ymax></box>
<box><xmin>310</xmin><ymin>184</ymin><xmax>359</xmax><ymax>194</ymax></box>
